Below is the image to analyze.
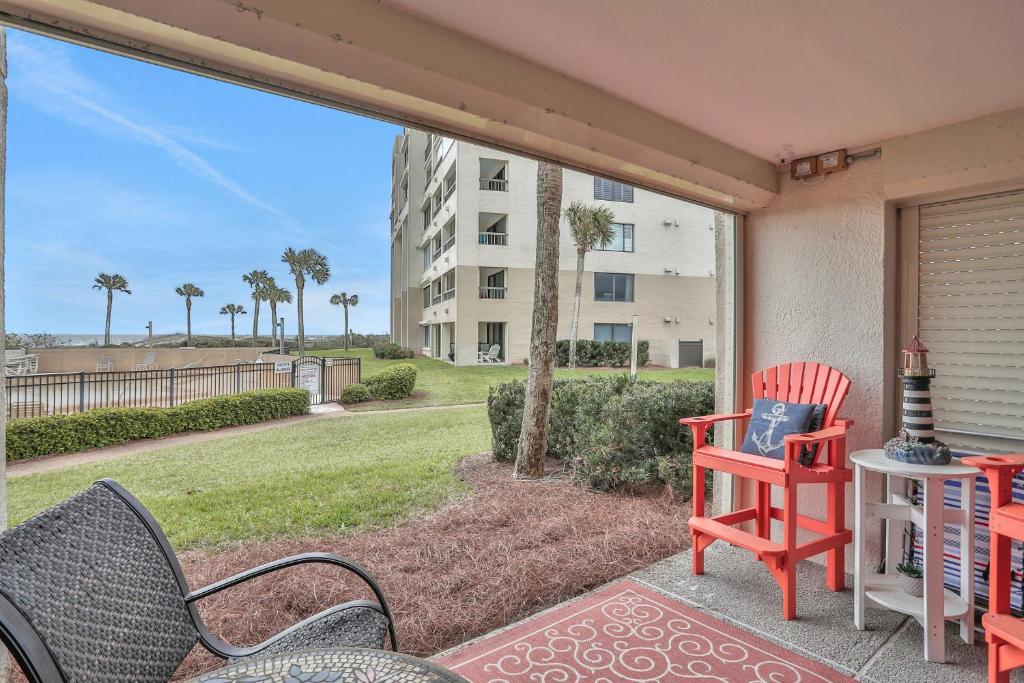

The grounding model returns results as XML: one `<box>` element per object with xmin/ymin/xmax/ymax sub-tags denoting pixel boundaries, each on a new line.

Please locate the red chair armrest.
<box><xmin>783</xmin><ymin>424</ymin><xmax>847</xmax><ymax>446</ymax></box>
<box><xmin>679</xmin><ymin>410</ymin><xmax>751</xmax><ymax>427</ymax></box>
<box><xmin>962</xmin><ymin>454</ymin><xmax>1024</xmax><ymax>471</ymax></box>
<box><xmin>834</xmin><ymin>417</ymin><xmax>855</xmax><ymax>428</ymax></box>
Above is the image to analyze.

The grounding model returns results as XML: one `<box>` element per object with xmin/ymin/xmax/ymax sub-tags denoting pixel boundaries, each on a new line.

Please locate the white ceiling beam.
<box><xmin>0</xmin><ymin>0</ymin><xmax>778</xmax><ymax>211</ymax></box>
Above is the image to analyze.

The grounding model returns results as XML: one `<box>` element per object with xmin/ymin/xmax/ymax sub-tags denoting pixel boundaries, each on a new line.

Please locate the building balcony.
<box><xmin>479</xmin><ymin>177</ymin><xmax>508</xmax><ymax>191</ymax></box>
<box><xmin>478</xmin><ymin>232</ymin><xmax>507</xmax><ymax>246</ymax></box>
<box><xmin>442</xmin><ymin>288</ymin><xmax>455</xmax><ymax>301</ymax></box>
<box><xmin>479</xmin><ymin>286</ymin><xmax>507</xmax><ymax>300</ymax></box>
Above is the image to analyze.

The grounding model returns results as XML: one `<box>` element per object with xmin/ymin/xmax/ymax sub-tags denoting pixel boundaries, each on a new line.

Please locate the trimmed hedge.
<box><xmin>365</xmin><ymin>363</ymin><xmax>417</xmax><ymax>400</ymax></box>
<box><xmin>339</xmin><ymin>383</ymin><xmax>371</xmax><ymax>403</ymax></box>
<box><xmin>487</xmin><ymin>376</ymin><xmax>713</xmax><ymax>494</ymax></box>
<box><xmin>554</xmin><ymin>339</ymin><xmax>650</xmax><ymax>367</ymax></box>
<box><xmin>7</xmin><ymin>388</ymin><xmax>311</xmax><ymax>462</ymax></box>
<box><xmin>372</xmin><ymin>341</ymin><xmax>415</xmax><ymax>359</ymax></box>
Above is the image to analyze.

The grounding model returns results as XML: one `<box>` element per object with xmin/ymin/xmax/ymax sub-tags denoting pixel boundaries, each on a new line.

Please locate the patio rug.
<box><xmin>435</xmin><ymin>579</ymin><xmax>855</xmax><ymax>682</ymax></box>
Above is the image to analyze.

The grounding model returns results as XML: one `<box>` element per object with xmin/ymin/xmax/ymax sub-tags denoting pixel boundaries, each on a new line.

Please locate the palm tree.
<box><xmin>174</xmin><ymin>283</ymin><xmax>204</xmax><ymax>347</ymax></box>
<box><xmin>219</xmin><ymin>304</ymin><xmax>247</xmax><ymax>346</ymax></box>
<box><xmin>515</xmin><ymin>161</ymin><xmax>563</xmax><ymax>479</ymax></box>
<box><xmin>329</xmin><ymin>292</ymin><xmax>359</xmax><ymax>350</ymax></box>
<box><xmin>281</xmin><ymin>247</ymin><xmax>330</xmax><ymax>355</ymax></box>
<box><xmin>266</xmin><ymin>282</ymin><xmax>293</xmax><ymax>346</ymax></box>
<box><xmin>242</xmin><ymin>269</ymin><xmax>271</xmax><ymax>347</ymax></box>
<box><xmin>92</xmin><ymin>273</ymin><xmax>131</xmax><ymax>347</ymax></box>
<box><xmin>564</xmin><ymin>201</ymin><xmax>616</xmax><ymax>368</ymax></box>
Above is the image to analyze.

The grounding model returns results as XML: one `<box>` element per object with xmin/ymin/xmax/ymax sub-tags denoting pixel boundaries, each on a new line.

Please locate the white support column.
<box><xmin>885</xmin><ymin>473</ymin><xmax>903</xmax><ymax>574</ymax></box>
<box><xmin>960</xmin><ymin>477</ymin><xmax>976</xmax><ymax>644</ymax></box>
<box><xmin>854</xmin><ymin>463</ymin><xmax>866</xmax><ymax>630</ymax></box>
<box><xmin>922</xmin><ymin>477</ymin><xmax>945</xmax><ymax>663</ymax></box>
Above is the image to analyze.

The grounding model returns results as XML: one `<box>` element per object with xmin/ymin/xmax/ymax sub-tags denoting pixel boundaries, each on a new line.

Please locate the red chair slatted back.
<box><xmin>751</xmin><ymin>363</ymin><xmax>852</xmax><ymax>428</ymax></box>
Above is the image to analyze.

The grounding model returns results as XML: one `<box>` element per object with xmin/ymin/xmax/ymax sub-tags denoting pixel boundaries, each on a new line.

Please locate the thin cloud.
<box><xmin>8</xmin><ymin>34</ymin><xmax>299</xmax><ymax>229</ymax></box>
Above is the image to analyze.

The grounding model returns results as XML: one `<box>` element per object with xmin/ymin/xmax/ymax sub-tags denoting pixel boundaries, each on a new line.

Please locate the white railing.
<box><xmin>478</xmin><ymin>232</ymin><xmax>508</xmax><ymax>246</ymax></box>
<box><xmin>479</xmin><ymin>286</ymin><xmax>507</xmax><ymax>300</ymax></box>
<box><xmin>444</xmin><ymin>181</ymin><xmax>456</xmax><ymax>201</ymax></box>
<box><xmin>432</xmin><ymin>293</ymin><xmax>442</xmax><ymax>306</ymax></box>
<box><xmin>480</xmin><ymin>178</ymin><xmax>508</xmax><ymax>191</ymax></box>
<box><xmin>442</xmin><ymin>288</ymin><xmax>456</xmax><ymax>301</ymax></box>
<box><xmin>443</xmin><ymin>235</ymin><xmax>456</xmax><ymax>252</ymax></box>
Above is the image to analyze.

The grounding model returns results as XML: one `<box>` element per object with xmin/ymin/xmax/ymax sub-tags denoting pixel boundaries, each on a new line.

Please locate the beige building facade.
<box><xmin>390</xmin><ymin>128</ymin><xmax>717</xmax><ymax>366</ymax></box>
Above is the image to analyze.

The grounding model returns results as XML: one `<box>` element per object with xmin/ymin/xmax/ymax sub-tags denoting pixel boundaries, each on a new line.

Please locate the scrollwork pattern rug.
<box><xmin>435</xmin><ymin>579</ymin><xmax>854</xmax><ymax>682</ymax></box>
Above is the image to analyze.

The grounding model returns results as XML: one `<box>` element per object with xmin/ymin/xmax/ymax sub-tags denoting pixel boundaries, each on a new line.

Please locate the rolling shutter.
<box><xmin>593</xmin><ymin>177</ymin><xmax>634</xmax><ymax>202</ymax></box>
<box><xmin>917</xmin><ymin>189</ymin><xmax>1024</xmax><ymax>454</ymax></box>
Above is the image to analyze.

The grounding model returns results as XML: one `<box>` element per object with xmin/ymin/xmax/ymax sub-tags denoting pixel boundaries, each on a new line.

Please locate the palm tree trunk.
<box><xmin>105</xmin><ymin>290</ymin><xmax>113</xmax><ymax>347</ymax></box>
<box><xmin>569</xmin><ymin>249</ymin><xmax>585</xmax><ymax>368</ymax></box>
<box><xmin>514</xmin><ymin>161</ymin><xmax>562</xmax><ymax>479</ymax></box>
<box><xmin>185</xmin><ymin>301</ymin><xmax>192</xmax><ymax>346</ymax></box>
<box><xmin>230</xmin><ymin>315</ymin><xmax>236</xmax><ymax>346</ymax></box>
<box><xmin>269</xmin><ymin>300</ymin><xmax>277</xmax><ymax>345</ymax></box>
<box><xmin>344</xmin><ymin>306</ymin><xmax>350</xmax><ymax>350</ymax></box>
<box><xmin>252</xmin><ymin>301</ymin><xmax>260</xmax><ymax>347</ymax></box>
<box><xmin>297</xmin><ymin>285</ymin><xmax>305</xmax><ymax>355</ymax></box>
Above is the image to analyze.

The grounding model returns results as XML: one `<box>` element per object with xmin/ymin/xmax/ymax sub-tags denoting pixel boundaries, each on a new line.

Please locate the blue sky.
<box><xmin>6</xmin><ymin>29</ymin><xmax>400</xmax><ymax>337</ymax></box>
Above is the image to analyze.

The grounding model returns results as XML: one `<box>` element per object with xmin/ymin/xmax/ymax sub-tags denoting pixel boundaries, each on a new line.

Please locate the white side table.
<box><xmin>851</xmin><ymin>448</ymin><xmax>979</xmax><ymax>663</ymax></box>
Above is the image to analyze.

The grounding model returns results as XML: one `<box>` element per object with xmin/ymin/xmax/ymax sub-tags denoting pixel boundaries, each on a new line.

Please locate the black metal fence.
<box><xmin>6</xmin><ymin>356</ymin><xmax>360</xmax><ymax>419</ymax></box>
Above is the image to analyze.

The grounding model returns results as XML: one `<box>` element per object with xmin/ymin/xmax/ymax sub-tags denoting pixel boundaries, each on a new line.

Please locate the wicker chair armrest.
<box><xmin>186</xmin><ymin>552</ymin><xmax>397</xmax><ymax>653</ymax></box>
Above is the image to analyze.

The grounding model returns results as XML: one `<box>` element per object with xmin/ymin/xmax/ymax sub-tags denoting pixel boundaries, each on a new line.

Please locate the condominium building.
<box><xmin>389</xmin><ymin>128</ymin><xmax>717</xmax><ymax>367</ymax></box>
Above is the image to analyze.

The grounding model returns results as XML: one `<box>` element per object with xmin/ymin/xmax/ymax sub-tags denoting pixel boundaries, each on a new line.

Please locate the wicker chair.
<box><xmin>0</xmin><ymin>480</ymin><xmax>397</xmax><ymax>682</ymax></box>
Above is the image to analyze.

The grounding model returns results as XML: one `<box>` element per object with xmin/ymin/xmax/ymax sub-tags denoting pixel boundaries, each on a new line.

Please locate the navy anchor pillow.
<box><xmin>740</xmin><ymin>399</ymin><xmax>817</xmax><ymax>461</ymax></box>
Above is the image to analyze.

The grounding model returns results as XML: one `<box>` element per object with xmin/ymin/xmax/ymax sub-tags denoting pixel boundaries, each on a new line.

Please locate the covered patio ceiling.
<box><xmin>4</xmin><ymin>1</ymin><xmax>1024</xmax><ymax>213</ymax></box>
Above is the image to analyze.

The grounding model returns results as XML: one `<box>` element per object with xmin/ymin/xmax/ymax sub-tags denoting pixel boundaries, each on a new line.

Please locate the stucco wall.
<box><xmin>744</xmin><ymin>156</ymin><xmax>893</xmax><ymax>569</ymax></box>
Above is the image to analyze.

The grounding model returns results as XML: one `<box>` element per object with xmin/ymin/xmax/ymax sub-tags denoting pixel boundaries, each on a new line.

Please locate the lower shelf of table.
<box><xmin>863</xmin><ymin>574</ymin><xmax>970</xmax><ymax>620</ymax></box>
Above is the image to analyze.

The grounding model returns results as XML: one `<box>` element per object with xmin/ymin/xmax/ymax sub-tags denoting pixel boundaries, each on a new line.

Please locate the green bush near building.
<box><xmin>365</xmin><ymin>363</ymin><xmax>418</xmax><ymax>400</ymax></box>
<box><xmin>488</xmin><ymin>376</ymin><xmax>714</xmax><ymax>494</ymax></box>
<box><xmin>372</xmin><ymin>341</ymin><xmax>416</xmax><ymax>360</ymax></box>
<box><xmin>6</xmin><ymin>388</ymin><xmax>310</xmax><ymax>461</ymax></box>
<box><xmin>339</xmin><ymin>383</ymin><xmax>371</xmax><ymax>403</ymax></box>
<box><xmin>554</xmin><ymin>339</ymin><xmax>650</xmax><ymax>367</ymax></box>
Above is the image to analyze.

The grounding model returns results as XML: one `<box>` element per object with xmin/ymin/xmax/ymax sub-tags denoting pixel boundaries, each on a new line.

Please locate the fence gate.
<box><xmin>293</xmin><ymin>356</ymin><xmax>361</xmax><ymax>404</ymax></box>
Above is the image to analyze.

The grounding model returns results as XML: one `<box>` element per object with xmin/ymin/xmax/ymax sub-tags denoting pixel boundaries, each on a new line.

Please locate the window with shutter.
<box><xmin>593</xmin><ymin>177</ymin><xmax>634</xmax><ymax>202</ymax></box>
<box><xmin>916</xmin><ymin>189</ymin><xmax>1024</xmax><ymax>454</ymax></box>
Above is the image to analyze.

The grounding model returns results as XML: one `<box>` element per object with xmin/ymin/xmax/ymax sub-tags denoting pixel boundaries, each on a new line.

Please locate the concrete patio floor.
<box><xmin>631</xmin><ymin>543</ymin><xmax>1020</xmax><ymax>682</ymax></box>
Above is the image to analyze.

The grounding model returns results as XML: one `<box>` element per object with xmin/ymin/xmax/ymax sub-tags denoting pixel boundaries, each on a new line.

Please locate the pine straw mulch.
<box><xmin>171</xmin><ymin>454</ymin><xmax>694</xmax><ymax>680</ymax></box>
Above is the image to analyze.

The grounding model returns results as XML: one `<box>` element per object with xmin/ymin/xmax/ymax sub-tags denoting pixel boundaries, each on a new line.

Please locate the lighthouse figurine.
<box><xmin>884</xmin><ymin>336</ymin><xmax>952</xmax><ymax>465</ymax></box>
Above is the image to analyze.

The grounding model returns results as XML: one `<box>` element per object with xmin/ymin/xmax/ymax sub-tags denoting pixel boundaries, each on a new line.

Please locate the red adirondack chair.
<box><xmin>680</xmin><ymin>362</ymin><xmax>854</xmax><ymax>620</ymax></box>
<box><xmin>961</xmin><ymin>454</ymin><xmax>1024</xmax><ymax>683</ymax></box>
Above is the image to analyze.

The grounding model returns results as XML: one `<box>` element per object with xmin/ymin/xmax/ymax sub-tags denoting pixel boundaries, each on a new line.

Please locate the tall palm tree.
<box><xmin>242</xmin><ymin>269</ymin><xmax>271</xmax><ymax>347</ymax></box>
<box><xmin>564</xmin><ymin>201</ymin><xmax>616</xmax><ymax>368</ymax></box>
<box><xmin>266</xmin><ymin>282</ymin><xmax>293</xmax><ymax>346</ymax></box>
<box><xmin>92</xmin><ymin>273</ymin><xmax>131</xmax><ymax>347</ymax></box>
<box><xmin>281</xmin><ymin>247</ymin><xmax>330</xmax><ymax>355</ymax></box>
<box><xmin>219</xmin><ymin>304</ymin><xmax>247</xmax><ymax>346</ymax></box>
<box><xmin>174</xmin><ymin>283</ymin><xmax>204</xmax><ymax>347</ymax></box>
<box><xmin>515</xmin><ymin>161</ymin><xmax>563</xmax><ymax>479</ymax></box>
<box><xmin>329</xmin><ymin>292</ymin><xmax>359</xmax><ymax>350</ymax></box>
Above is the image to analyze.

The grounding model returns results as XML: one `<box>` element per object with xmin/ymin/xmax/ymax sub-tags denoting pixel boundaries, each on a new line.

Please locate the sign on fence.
<box><xmin>297</xmin><ymin>363</ymin><xmax>321</xmax><ymax>396</ymax></box>
<box><xmin>274</xmin><ymin>361</ymin><xmax>292</xmax><ymax>374</ymax></box>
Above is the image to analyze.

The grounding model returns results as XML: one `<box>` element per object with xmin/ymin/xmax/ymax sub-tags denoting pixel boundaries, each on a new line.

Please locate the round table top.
<box><xmin>850</xmin><ymin>448</ymin><xmax>979</xmax><ymax>479</ymax></box>
<box><xmin>192</xmin><ymin>648</ymin><xmax>469</xmax><ymax>683</ymax></box>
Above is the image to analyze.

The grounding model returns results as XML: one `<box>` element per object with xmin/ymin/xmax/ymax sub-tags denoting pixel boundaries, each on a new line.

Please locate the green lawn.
<box><xmin>9</xmin><ymin>407</ymin><xmax>491</xmax><ymax>550</ymax></box>
<box><xmin>313</xmin><ymin>348</ymin><xmax>714</xmax><ymax>410</ymax></box>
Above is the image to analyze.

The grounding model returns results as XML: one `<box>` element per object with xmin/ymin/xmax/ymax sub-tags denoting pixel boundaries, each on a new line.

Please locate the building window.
<box><xmin>594</xmin><ymin>323</ymin><xmax>632</xmax><ymax>343</ymax></box>
<box><xmin>593</xmin><ymin>177</ymin><xmax>634</xmax><ymax>202</ymax></box>
<box><xmin>594</xmin><ymin>272</ymin><xmax>634</xmax><ymax>302</ymax></box>
<box><xmin>422</xmin><ymin>285</ymin><xmax>431</xmax><ymax>309</ymax></box>
<box><xmin>596</xmin><ymin>223</ymin><xmax>634</xmax><ymax>252</ymax></box>
<box><xmin>442</xmin><ymin>269</ymin><xmax>456</xmax><ymax>300</ymax></box>
<box><xmin>422</xmin><ymin>326</ymin><xmax>430</xmax><ymax>348</ymax></box>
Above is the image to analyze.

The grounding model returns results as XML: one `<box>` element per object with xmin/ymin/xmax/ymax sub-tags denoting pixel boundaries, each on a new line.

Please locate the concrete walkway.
<box><xmin>8</xmin><ymin>402</ymin><xmax>484</xmax><ymax>478</ymax></box>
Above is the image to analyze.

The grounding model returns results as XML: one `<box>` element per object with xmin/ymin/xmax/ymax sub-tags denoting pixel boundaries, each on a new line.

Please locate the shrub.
<box><xmin>703</xmin><ymin>356</ymin><xmax>716</xmax><ymax>369</ymax></box>
<box><xmin>7</xmin><ymin>388</ymin><xmax>311</xmax><ymax>461</ymax></box>
<box><xmin>487</xmin><ymin>376</ymin><xmax>714</xmax><ymax>494</ymax></box>
<box><xmin>372</xmin><ymin>341</ymin><xmax>415</xmax><ymax>360</ymax></box>
<box><xmin>365</xmin><ymin>363</ymin><xmax>417</xmax><ymax>400</ymax></box>
<box><xmin>339</xmin><ymin>383</ymin><xmax>371</xmax><ymax>403</ymax></box>
<box><xmin>554</xmin><ymin>339</ymin><xmax>650</xmax><ymax>367</ymax></box>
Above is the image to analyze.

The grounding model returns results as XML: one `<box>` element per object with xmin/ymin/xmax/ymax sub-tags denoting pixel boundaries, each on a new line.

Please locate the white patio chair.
<box><xmin>23</xmin><ymin>355</ymin><xmax>38</xmax><ymax>374</ymax></box>
<box><xmin>478</xmin><ymin>344</ymin><xmax>501</xmax><ymax>364</ymax></box>
<box><xmin>97</xmin><ymin>356</ymin><xmax>114</xmax><ymax>372</ymax></box>
<box><xmin>132</xmin><ymin>352</ymin><xmax>158</xmax><ymax>371</ymax></box>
